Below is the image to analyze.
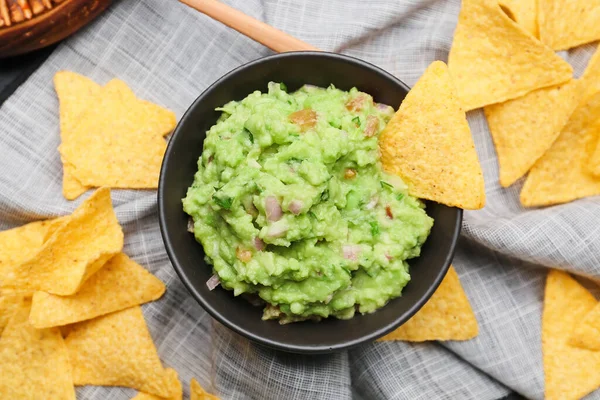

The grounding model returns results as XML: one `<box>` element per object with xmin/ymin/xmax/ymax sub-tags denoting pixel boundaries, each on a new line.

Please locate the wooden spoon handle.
<box><xmin>179</xmin><ymin>0</ymin><xmax>320</xmax><ymax>53</ymax></box>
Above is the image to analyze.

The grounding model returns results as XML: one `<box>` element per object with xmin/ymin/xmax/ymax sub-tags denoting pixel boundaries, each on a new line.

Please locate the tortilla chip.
<box><xmin>59</xmin><ymin>79</ymin><xmax>176</xmax><ymax>189</ymax></box>
<box><xmin>543</xmin><ymin>270</ymin><xmax>600</xmax><ymax>400</ymax></box>
<box><xmin>579</xmin><ymin>45</ymin><xmax>600</xmax><ymax>105</ymax></box>
<box><xmin>2</xmin><ymin>188</ymin><xmax>124</xmax><ymax>295</ymax></box>
<box><xmin>520</xmin><ymin>91</ymin><xmax>600</xmax><ymax>207</ymax></box>
<box><xmin>30</xmin><ymin>253</ymin><xmax>165</xmax><ymax>328</ymax></box>
<box><xmin>378</xmin><ymin>266</ymin><xmax>478</xmax><ymax>341</ymax></box>
<box><xmin>190</xmin><ymin>378</ymin><xmax>220</xmax><ymax>400</ymax></box>
<box><xmin>54</xmin><ymin>71</ymin><xmax>102</xmax><ymax>200</ymax></box>
<box><xmin>131</xmin><ymin>368</ymin><xmax>182</xmax><ymax>400</ymax></box>
<box><xmin>498</xmin><ymin>0</ymin><xmax>538</xmax><ymax>37</ymax></box>
<box><xmin>65</xmin><ymin>306</ymin><xmax>172</xmax><ymax>397</ymax></box>
<box><xmin>0</xmin><ymin>292</ymin><xmax>30</xmax><ymax>336</ymax></box>
<box><xmin>379</xmin><ymin>61</ymin><xmax>485</xmax><ymax>209</ymax></box>
<box><xmin>569</xmin><ymin>303</ymin><xmax>600</xmax><ymax>351</ymax></box>
<box><xmin>538</xmin><ymin>0</ymin><xmax>600</xmax><ymax>51</ymax></box>
<box><xmin>448</xmin><ymin>0</ymin><xmax>572</xmax><ymax>111</ymax></box>
<box><xmin>0</xmin><ymin>299</ymin><xmax>75</xmax><ymax>399</ymax></box>
<box><xmin>485</xmin><ymin>79</ymin><xmax>581</xmax><ymax>187</ymax></box>
<box><xmin>0</xmin><ymin>217</ymin><xmax>65</xmax><ymax>280</ymax></box>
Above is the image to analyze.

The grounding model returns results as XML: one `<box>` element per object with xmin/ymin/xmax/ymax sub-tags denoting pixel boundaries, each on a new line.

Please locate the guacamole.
<box><xmin>183</xmin><ymin>82</ymin><xmax>434</xmax><ymax>323</ymax></box>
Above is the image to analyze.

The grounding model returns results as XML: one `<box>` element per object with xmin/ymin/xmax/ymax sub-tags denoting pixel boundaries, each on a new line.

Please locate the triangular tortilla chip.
<box><xmin>2</xmin><ymin>188</ymin><xmax>124</xmax><ymax>295</ymax></box>
<box><xmin>538</xmin><ymin>0</ymin><xmax>600</xmax><ymax>51</ymax></box>
<box><xmin>54</xmin><ymin>71</ymin><xmax>102</xmax><ymax>200</ymax></box>
<box><xmin>485</xmin><ymin>79</ymin><xmax>581</xmax><ymax>187</ymax></box>
<box><xmin>58</xmin><ymin>79</ymin><xmax>176</xmax><ymax>189</ymax></box>
<box><xmin>569</xmin><ymin>303</ymin><xmax>600</xmax><ymax>351</ymax></box>
<box><xmin>378</xmin><ymin>266</ymin><xmax>478</xmax><ymax>341</ymax></box>
<box><xmin>0</xmin><ymin>299</ymin><xmax>75</xmax><ymax>399</ymax></box>
<box><xmin>0</xmin><ymin>217</ymin><xmax>65</xmax><ymax>280</ymax></box>
<box><xmin>131</xmin><ymin>368</ymin><xmax>182</xmax><ymax>400</ymax></box>
<box><xmin>379</xmin><ymin>61</ymin><xmax>485</xmax><ymax>209</ymax></box>
<box><xmin>65</xmin><ymin>306</ymin><xmax>172</xmax><ymax>397</ymax></box>
<box><xmin>448</xmin><ymin>0</ymin><xmax>572</xmax><ymax>111</ymax></box>
<box><xmin>190</xmin><ymin>378</ymin><xmax>220</xmax><ymax>400</ymax></box>
<box><xmin>520</xmin><ymin>91</ymin><xmax>600</xmax><ymax>207</ymax></box>
<box><xmin>499</xmin><ymin>0</ymin><xmax>538</xmax><ymax>38</ymax></box>
<box><xmin>30</xmin><ymin>253</ymin><xmax>165</xmax><ymax>328</ymax></box>
<box><xmin>0</xmin><ymin>292</ymin><xmax>30</xmax><ymax>336</ymax></box>
<box><xmin>543</xmin><ymin>270</ymin><xmax>600</xmax><ymax>400</ymax></box>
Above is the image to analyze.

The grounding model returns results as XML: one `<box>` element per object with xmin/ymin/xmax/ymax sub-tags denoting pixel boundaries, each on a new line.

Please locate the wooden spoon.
<box><xmin>179</xmin><ymin>0</ymin><xmax>320</xmax><ymax>52</ymax></box>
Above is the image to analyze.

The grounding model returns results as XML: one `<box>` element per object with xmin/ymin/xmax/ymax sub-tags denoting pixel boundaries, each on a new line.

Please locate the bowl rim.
<box><xmin>158</xmin><ymin>51</ymin><xmax>463</xmax><ymax>353</ymax></box>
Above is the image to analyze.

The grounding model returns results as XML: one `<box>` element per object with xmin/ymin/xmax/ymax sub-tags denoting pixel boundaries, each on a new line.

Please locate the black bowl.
<box><xmin>158</xmin><ymin>51</ymin><xmax>462</xmax><ymax>354</ymax></box>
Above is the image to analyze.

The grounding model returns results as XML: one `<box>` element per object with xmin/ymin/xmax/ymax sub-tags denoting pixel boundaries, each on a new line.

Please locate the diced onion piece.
<box><xmin>365</xmin><ymin>196</ymin><xmax>379</xmax><ymax>210</ymax></box>
<box><xmin>187</xmin><ymin>218</ymin><xmax>195</xmax><ymax>233</ymax></box>
<box><xmin>265</xmin><ymin>196</ymin><xmax>283</xmax><ymax>221</ymax></box>
<box><xmin>254</xmin><ymin>237</ymin><xmax>265</xmax><ymax>251</ymax></box>
<box><xmin>206</xmin><ymin>274</ymin><xmax>220</xmax><ymax>291</ymax></box>
<box><xmin>267</xmin><ymin>221</ymin><xmax>288</xmax><ymax>238</ymax></box>
<box><xmin>364</xmin><ymin>115</ymin><xmax>379</xmax><ymax>137</ymax></box>
<box><xmin>288</xmin><ymin>200</ymin><xmax>303</xmax><ymax>215</ymax></box>
<box><xmin>342</xmin><ymin>244</ymin><xmax>361</xmax><ymax>261</ymax></box>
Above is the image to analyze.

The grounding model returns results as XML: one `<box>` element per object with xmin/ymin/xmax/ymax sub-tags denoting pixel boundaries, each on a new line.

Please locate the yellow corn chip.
<box><xmin>59</xmin><ymin>79</ymin><xmax>176</xmax><ymax>189</ymax></box>
<box><xmin>485</xmin><ymin>79</ymin><xmax>581</xmax><ymax>187</ymax></box>
<box><xmin>29</xmin><ymin>253</ymin><xmax>165</xmax><ymax>328</ymax></box>
<box><xmin>0</xmin><ymin>217</ymin><xmax>65</xmax><ymax>280</ymax></box>
<box><xmin>579</xmin><ymin>45</ymin><xmax>600</xmax><ymax>105</ymax></box>
<box><xmin>498</xmin><ymin>0</ymin><xmax>538</xmax><ymax>38</ymax></box>
<box><xmin>521</xmin><ymin>91</ymin><xmax>600</xmax><ymax>207</ymax></box>
<box><xmin>65</xmin><ymin>306</ymin><xmax>172</xmax><ymax>397</ymax></box>
<box><xmin>543</xmin><ymin>270</ymin><xmax>600</xmax><ymax>400</ymax></box>
<box><xmin>54</xmin><ymin>71</ymin><xmax>102</xmax><ymax>200</ymax></box>
<box><xmin>538</xmin><ymin>0</ymin><xmax>600</xmax><ymax>51</ymax></box>
<box><xmin>0</xmin><ymin>292</ymin><xmax>30</xmax><ymax>336</ymax></box>
<box><xmin>569</xmin><ymin>303</ymin><xmax>600</xmax><ymax>351</ymax></box>
<box><xmin>131</xmin><ymin>368</ymin><xmax>182</xmax><ymax>400</ymax></box>
<box><xmin>191</xmin><ymin>378</ymin><xmax>220</xmax><ymax>400</ymax></box>
<box><xmin>2</xmin><ymin>188</ymin><xmax>124</xmax><ymax>295</ymax></box>
<box><xmin>379</xmin><ymin>61</ymin><xmax>485</xmax><ymax>209</ymax></box>
<box><xmin>378</xmin><ymin>266</ymin><xmax>478</xmax><ymax>341</ymax></box>
<box><xmin>0</xmin><ymin>298</ymin><xmax>75</xmax><ymax>399</ymax></box>
<box><xmin>589</xmin><ymin>142</ymin><xmax>600</xmax><ymax>177</ymax></box>
<box><xmin>448</xmin><ymin>0</ymin><xmax>572</xmax><ymax>111</ymax></box>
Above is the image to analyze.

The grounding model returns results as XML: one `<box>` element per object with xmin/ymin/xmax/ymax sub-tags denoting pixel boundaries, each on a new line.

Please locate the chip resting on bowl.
<box><xmin>498</xmin><ymin>0</ymin><xmax>538</xmax><ymax>37</ymax></box>
<box><xmin>29</xmin><ymin>253</ymin><xmax>165</xmax><ymax>328</ymax></box>
<box><xmin>520</xmin><ymin>91</ymin><xmax>600</xmax><ymax>207</ymax></box>
<box><xmin>0</xmin><ymin>298</ymin><xmax>75</xmax><ymax>400</ymax></box>
<box><xmin>542</xmin><ymin>270</ymin><xmax>600</xmax><ymax>400</ymax></box>
<box><xmin>485</xmin><ymin>79</ymin><xmax>581</xmax><ymax>187</ymax></box>
<box><xmin>538</xmin><ymin>0</ymin><xmax>600</xmax><ymax>51</ymax></box>
<box><xmin>131</xmin><ymin>368</ymin><xmax>182</xmax><ymax>400</ymax></box>
<box><xmin>569</xmin><ymin>303</ymin><xmax>600</xmax><ymax>351</ymax></box>
<box><xmin>65</xmin><ymin>306</ymin><xmax>173</xmax><ymax>397</ymax></box>
<box><xmin>448</xmin><ymin>0</ymin><xmax>572</xmax><ymax>111</ymax></box>
<box><xmin>378</xmin><ymin>266</ymin><xmax>478</xmax><ymax>341</ymax></box>
<box><xmin>54</xmin><ymin>71</ymin><xmax>103</xmax><ymax>200</ymax></box>
<box><xmin>379</xmin><ymin>60</ymin><xmax>485</xmax><ymax>209</ymax></box>
<box><xmin>57</xmin><ymin>77</ymin><xmax>176</xmax><ymax>196</ymax></box>
<box><xmin>2</xmin><ymin>188</ymin><xmax>124</xmax><ymax>295</ymax></box>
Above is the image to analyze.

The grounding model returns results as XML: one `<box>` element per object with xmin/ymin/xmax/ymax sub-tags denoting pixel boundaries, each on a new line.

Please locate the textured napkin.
<box><xmin>1</xmin><ymin>0</ymin><xmax>599</xmax><ymax>398</ymax></box>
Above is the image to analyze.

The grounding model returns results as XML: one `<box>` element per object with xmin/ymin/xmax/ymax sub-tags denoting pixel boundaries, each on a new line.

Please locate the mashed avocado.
<box><xmin>183</xmin><ymin>82</ymin><xmax>433</xmax><ymax>323</ymax></box>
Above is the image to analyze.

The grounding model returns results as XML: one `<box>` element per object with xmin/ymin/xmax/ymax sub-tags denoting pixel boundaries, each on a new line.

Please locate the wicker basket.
<box><xmin>0</xmin><ymin>0</ymin><xmax>112</xmax><ymax>58</ymax></box>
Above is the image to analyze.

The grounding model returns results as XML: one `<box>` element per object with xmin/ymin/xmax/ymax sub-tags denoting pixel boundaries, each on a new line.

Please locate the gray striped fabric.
<box><xmin>1</xmin><ymin>0</ymin><xmax>599</xmax><ymax>398</ymax></box>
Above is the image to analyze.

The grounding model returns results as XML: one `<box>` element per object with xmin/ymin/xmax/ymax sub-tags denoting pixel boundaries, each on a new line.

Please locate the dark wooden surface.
<box><xmin>0</xmin><ymin>0</ymin><xmax>112</xmax><ymax>58</ymax></box>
